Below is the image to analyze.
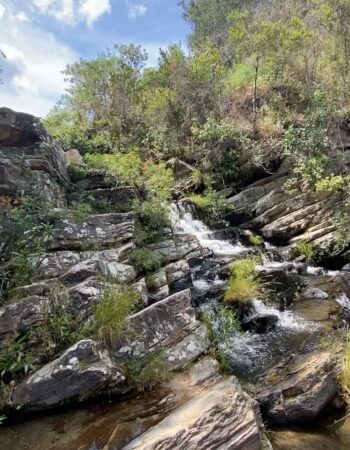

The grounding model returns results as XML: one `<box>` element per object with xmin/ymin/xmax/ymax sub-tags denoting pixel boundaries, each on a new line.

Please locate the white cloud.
<box><xmin>79</xmin><ymin>0</ymin><xmax>111</xmax><ymax>27</ymax></box>
<box><xmin>127</xmin><ymin>2</ymin><xmax>147</xmax><ymax>19</ymax></box>
<box><xmin>31</xmin><ymin>0</ymin><xmax>111</xmax><ymax>26</ymax></box>
<box><xmin>0</xmin><ymin>5</ymin><xmax>5</xmax><ymax>21</ymax></box>
<box><xmin>0</xmin><ymin>5</ymin><xmax>76</xmax><ymax>117</ymax></box>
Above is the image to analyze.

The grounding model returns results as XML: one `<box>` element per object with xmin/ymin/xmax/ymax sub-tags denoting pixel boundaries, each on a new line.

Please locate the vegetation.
<box><xmin>125</xmin><ymin>350</ymin><xmax>171</xmax><ymax>390</ymax></box>
<box><xmin>87</xmin><ymin>285</ymin><xmax>138</xmax><ymax>348</ymax></box>
<box><xmin>203</xmin><ymin>306</ymin><xmax>242</xmax><ymax>373</ymax></box>
<box><xmin>187</xmin><ymin>189</ymin><xmax>234</xmax><ymax>226</ymax></box>
<box><xmin>224</xmin><ymin>257</ymin><xmax>264</xmax><ymax>304</ymax></box>
<box><xmin>129</xmin><ymin>248</ymin><xmax>164</xmax><ymax>274</ymax></box>
<box><xmin>248</xmin><ymin>233</ymin><xmax>263</xmax><ymax>247</ymax></box>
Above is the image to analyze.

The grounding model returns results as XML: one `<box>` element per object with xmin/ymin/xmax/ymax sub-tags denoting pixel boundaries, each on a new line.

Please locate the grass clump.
<box><xmin>125</xmin><ymin>350</ymin><xmax>170</xmax><ymax>390</ymax></box>
<box><xmin>224</xmin><ymin>257</ymin><xmax>263</xmax><ymax>304</ymax></box>
<box><xmin>88</xmin><ymin>285</ymin><xmax>138</xmax><ymax>348</ymax></box>
<box><xmin>248</xmin><ymin>233</ymin><xmax>263</xmax><ymax>247</ymax></box>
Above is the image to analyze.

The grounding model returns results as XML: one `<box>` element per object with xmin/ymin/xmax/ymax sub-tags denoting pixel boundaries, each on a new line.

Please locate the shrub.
<box><xmin>0</xmin><ymin>334</ymin><xmax>35</xmax><ymax>383</ymax></box>
<box><xmin>125</xmin><ymin>350</ymin><xmax>170</xmax><ymax>390</ymax></box>
<box><xmin>129</xmin><ymin>248</ymin><xmax>164</xmax><ymax>273</ymax></box>
<box><xmin>88</xmin><ymin>285</ymin><xmax>138</xmax><ymax>348</ymax></box>
<box><xmin>224</xmin><ymin>257</ymin><xmax>263</xmax><ymax>304</ymax></box>
<box><xmin>68</xmin><ymin>201</ymin><xmax>92</xmax><ymax>224</ymax></box>
<box><xmin>295</xmin><ymin>241</ymin><xmax>315</xmax><ymax>260</ymax></box>
<box><xmin>133</xmin><ymin>199</ymin><xmax>171</xmax><ymax>244</ymax></box>
<box><xmin>187</xmin><ymin>189</ymin><xmax>234</xmax><ymax>226</ymax></box>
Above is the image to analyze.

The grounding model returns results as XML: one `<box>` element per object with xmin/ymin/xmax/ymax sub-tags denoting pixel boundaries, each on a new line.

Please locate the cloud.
<box><xmin>127</xmin><ymin>2</ymin><xmax>147</xmax><ymax>19</ymax></box>
<box><xmin>0</xmin><ymin>5</ymin><xmax>5</xmax><ymax>21</ymax></box>
<box><xmin>79</xmin><ymin>0</ymin><xmax>111</xmax><ymax>27</ymax></box>
<box><xmin>0</xmin><ymin>5</ymin><xmax>76</xmax><ymax>117</ymax></box>
<box><xmin>31</xmin><ymin>0</ymin><xmax>111</xmax><ymax>26</ymax></box>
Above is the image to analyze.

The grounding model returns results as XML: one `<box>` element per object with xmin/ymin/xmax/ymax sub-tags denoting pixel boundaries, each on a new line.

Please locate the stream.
<box><xmin>1</xmin><ymin>204</ymin><xmax>349</xmax><ymax>449</ymax></box>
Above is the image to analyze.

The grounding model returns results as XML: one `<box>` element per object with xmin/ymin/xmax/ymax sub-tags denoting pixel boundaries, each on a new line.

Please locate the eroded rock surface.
<box><xmin>122</xmin><ymin>377</ymin><xmax>263</xmax><ymax>450</ymax></box>
<box><xmin>256</xmin><ymin>351</ymin><xmax>338</xmax><ymax>424</ymax></box>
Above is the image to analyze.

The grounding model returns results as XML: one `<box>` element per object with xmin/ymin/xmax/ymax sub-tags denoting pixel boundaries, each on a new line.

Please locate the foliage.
<box><xmin>191</xmin><ymin>115</ymin><xmax>239</xmax><ymax>142</ymax></box>
<box><xmin>248</xmin><ymin>233</ymin><xmax>263</xmax><ymax>247</ymax></box>
<box><xmin>68</xmin><ymin>200</ymin><xmax>93</xmax><ymax>223</ymax></box>
<box><xmin>129</xmin><ymin>248</ymin><xmax>164</xmax><ymax>274</ymax></box>
<box><xmin>295</xmin><ymin>241</ymin><xmax>316</xmax><ymax>260</ymax></box>
<box><xmin>0</xmin><ymin>334</ymin><xmax>35</xmax><ymax>383</ymax></box>
<box><xmin>125</xmin><ymin>350</ymin><xmax>170</xmax><ymax>390</ymax></box>
<box><xmin>188</xmin><ymin>189</ymin><xmax>234</xmax><ymax>226</ymax></box>
<box><xmin>340</xmin><ymin>332</ymin><xmax>350</xmax><ymax>402</ymax></box>
<box><xmin>88</xmin><ymin>285</ymin><xmax>138</xmax><ymax>348</ymax></box>
<box><xmin>133</xmin><ymin>199</ymin><xmax>171</xmax><ymax>245</ymax></box>
<box><xmin>224</xmin><ymin>257</ymin><xmax>264</xmax><ymax>304</ymax></box>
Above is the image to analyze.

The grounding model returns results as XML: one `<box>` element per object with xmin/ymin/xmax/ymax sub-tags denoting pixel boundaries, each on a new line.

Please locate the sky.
<box><xmin>0</xmin><ymin>0</ymin><xmax>190</xmax><ymax>117</ymax></box>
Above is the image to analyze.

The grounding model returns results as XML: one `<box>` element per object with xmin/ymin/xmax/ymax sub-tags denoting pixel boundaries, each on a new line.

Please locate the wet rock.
<box><xmin>0</xmin><ymin>296</ymin><xmax>50</xmax><ymax>346</ymax></box>
<box><xmin>242</xmin><ymin>313</ymin><xmax>278</xmax><ymax>333</ymax></box>
<box><xmin>256</xmin><ymin>352</ymin><xmax>338</xmax><ymax>424</ymax></box>
<box><xmin>122</xmin><ymin>377</ymin><xmax>263</xmax><ymax>450</ymax></box>
<box><xmin>300</xmin><ymin>286</ymin><xmax>329</xmax><ymax>300</ymax></box>
<box><xmin>12</xmin><ymin>340</ymin><xmax>126</xmax><ymax>411</ymax></box>
<box><xmin>166</xmin><ymin>259</ymin><xmax>192</xmax><ymax>292</ymax></box>
<box><xmin>49</xmin><ymin>213</ymin><xmax>135</xmax><ymax>251</ymax></box>
<box><xmin>60</xmin><ymin>259</ymin><xmax>136</xmax><ymax>285</ymax></box>
<box><xmin>114</xmin><ymin>289</ymin><xmax>209</xmax><ymax>370</ymax></box>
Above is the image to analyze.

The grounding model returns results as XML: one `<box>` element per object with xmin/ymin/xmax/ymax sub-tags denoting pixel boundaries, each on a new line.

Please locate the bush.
<box><xmin>129</xmin><ymin>248</ymin><xmax>164</xmax><ymax>273</ymax></box>
<box><xmin>0</xmin><ymin>334</ymin><xmax>35</xmax><ymax>383</ymax></box>
<box><xmin>125</xmin><ymin>350</ymin><xmax>170</xmax><ymax>390</ymax></box>
<box><xmin>88</xmin><ymin>285</ymin><xmax>138</xmax><ymax>348</ymax></box>
<box><xmin>224</xmin><ymin>257</ymin><xmax>263</xmax><ymax>304</ymax></box>
<box><xmin>187</xmin><ymin>189</ymin><xmax>234</xmax><ymax>226</ymax></box>
<box><xmin>133</xmin><ymin>199</ymin><xmax>171</xmax><ymax>245</ymax></box>
<box><xmin>249</xmin><ymin>233</ymin><xmax>263</xmax><ymax>247</ymax></box>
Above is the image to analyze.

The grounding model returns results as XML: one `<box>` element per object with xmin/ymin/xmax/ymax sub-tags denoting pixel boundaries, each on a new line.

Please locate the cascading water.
<box><xmin>171</xmin><ymin>202</ymin><xmax>326</xmax><ymax>380</ymax></box>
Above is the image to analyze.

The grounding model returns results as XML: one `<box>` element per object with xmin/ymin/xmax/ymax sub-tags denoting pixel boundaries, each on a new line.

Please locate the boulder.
<box><xmin>0</xmin><ymin>107</ymin><xmax>45</xmax><ymax>146</ymax></box>
<box><xmin>49</xmin><ymin>213</ymin><xmax>135</xmax><ymax>251</ymax></box>
<box><xmin>150</xmin><ymin>234</ymin><xmax>201</xmax><ymax>264</ymax></box>
<box><xmin>60</xmin><ymin>259</ymin><xmax>136</xmax><ymax>285</ymax></box>
<box><xmin>122</xmin><ymin>377</ymin><xmax>263</xmax><ymax>450</ymax></box>
<box><xmin>12</xmin><ymin>340</ymin><xmax>126</xmax><ymax>411</ymax></box>
<box><xmin>256</xmin><ymin>351</ymin><xmax>338</xmax><ymax>424</ymax></box>
<box><xmin>0</xmin><ymin>296</ymin><xmax>50</xmax><ymax>346</ymax></box>
<box><xmin>114</xmin><ymin>289</ymin><xmax>209</xmax><ymax>370</ymax></box>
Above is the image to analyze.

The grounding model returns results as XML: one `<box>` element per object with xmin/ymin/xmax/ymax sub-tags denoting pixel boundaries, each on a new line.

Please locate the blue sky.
<box><xmin>0</xmin><ymin>0</ymin><xmax>190</xmax><ymax>116</ymax></box>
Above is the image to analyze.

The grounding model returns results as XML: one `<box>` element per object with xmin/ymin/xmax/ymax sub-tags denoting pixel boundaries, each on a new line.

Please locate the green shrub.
<box><xmin>68</xmin><ymin>201</ymin><xmax>92</xmax><ymax>224</ymax></box>
<box><xmin>133</xmin><ymin>199</ymin><xmax>171</xmax><ymax>244</ymax></box>
<box><xmin>295</xmin><ymin>241</ymin><xmax>315</xmax><ymax>260</ymax></box>
<box><xmin>125</xmin><ymin>350</ymin><xmax>170</xmax><ymax>390</ymax></box>
<box><xmin>88</xmin><ymin>285</ymin><xmax>138</xmax><ymax>348</ymax></box>
<box><xmin>0</xmin><ymin>334</ymin><xmax>35</xmax><ymax>382</ymax></box>
<box><xmin>224</xmin><ymin>257</ymin><xmax>263</xmax><ymax>304</ymax></box>
<box><xmin>129</xmin><ymin>248</ymin><xmax>164</xmax><ymax>273</ymax></box>
<box><xmin>187</xmin><ymin>189</ymin><xmax>234</xmax><ymax>226</ymax></box>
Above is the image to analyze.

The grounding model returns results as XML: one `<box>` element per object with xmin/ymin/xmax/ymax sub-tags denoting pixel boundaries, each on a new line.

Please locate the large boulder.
<box><xmin>256</xmin><ymin>351</ymin><xmax>338</xmax><ymax>424</ymax></box>
<box><xmin>49</xmin><ymin>213</ymin><xmax>135</xmax><ymax>251</ymax></box>
<box><xmin>122</xmin><ymin>377</ymin><xmax>263</xmax><ymax>450</ymax></box>
<box><xmin>12</xmin><ymin>340</ymin><xmax>126</xmax><ymax>411</ymax></box>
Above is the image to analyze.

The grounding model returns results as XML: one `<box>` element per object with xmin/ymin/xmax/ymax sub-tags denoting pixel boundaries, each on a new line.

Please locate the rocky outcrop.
<box><xmin>49</xmin><ymin>213</ymin><xmax>135</xmax><ymax>251</ymax></box>
<box><xmin>122</xmin><ymin>377</ymin><xmax>263</xmax><ymax>450</ymax></box>
<box><xmin>114</xmin><ymin>289</ymin><xmax>209</xmax><ymax>370</ymax></box>
<box><xmin>12</xmin><ymin>340</ymin><xmax>126</xmax><ymax>411</ymax></box>
<box><xmin>0</xmin><ymin>107</ymin><xmax>68</xmax><ymax>204</ymax></box>
<box><xmin>228</xmin><ymin>166</ymin><xmax>345</xmax><ymax>253</ymax></box>
<box><xmin>256</xmin><ymin>351</ymin><xmax>338</xmax><ymax>424</ymax></box>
